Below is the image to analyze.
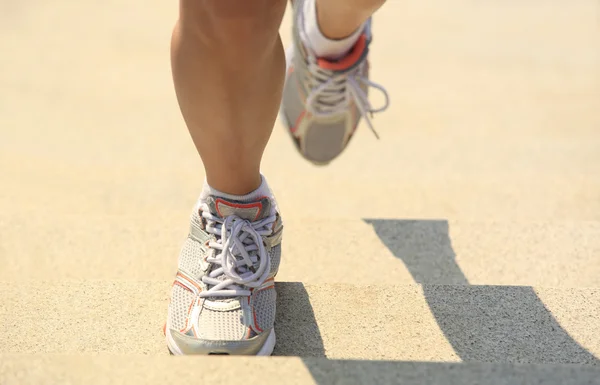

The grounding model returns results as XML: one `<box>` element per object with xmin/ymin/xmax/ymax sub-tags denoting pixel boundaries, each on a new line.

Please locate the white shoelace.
<box><xmin>198</xmin><ymin>205</ymin><xmax>276</xmax><ymax>298</ymax></box>
<box><xmin>304</xmin><ymin>59</ymin><xmax>390</xmax><ymax>139</ymax></box>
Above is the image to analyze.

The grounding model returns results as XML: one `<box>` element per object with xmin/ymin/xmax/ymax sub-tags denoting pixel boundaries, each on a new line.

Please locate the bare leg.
<box><xmin>171</xmin><ymin>0</ymin><xmax>287</xmax><ymax>195</ymax></box>
<box><xmin>316</xmin><ymin>0</ymin><xmax>386</xmax><ymax>39</ymax></box>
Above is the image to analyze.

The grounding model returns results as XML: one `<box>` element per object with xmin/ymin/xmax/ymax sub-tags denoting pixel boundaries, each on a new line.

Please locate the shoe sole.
<box><xmin>165</xmin><ymin>323</ymin><xmax>276</xmax><ymax>357</ymax></box>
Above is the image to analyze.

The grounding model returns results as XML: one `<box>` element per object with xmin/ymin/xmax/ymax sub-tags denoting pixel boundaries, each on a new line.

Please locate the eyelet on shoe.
<box><xmin>198</xmin><ymin>209</ymin><xmax>207</xmax><ymax>230</ymax></box>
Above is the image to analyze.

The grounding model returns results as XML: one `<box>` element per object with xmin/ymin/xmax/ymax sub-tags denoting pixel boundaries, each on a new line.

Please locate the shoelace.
<box><xmin>198</xmin><ymin>206</ymin><xmax>276</xmax><ymax>298</ymax></box>
<box><xmin>304</xmin><ymin>59</ymin><xmax>390</xmax><ymax>139</ymax></box>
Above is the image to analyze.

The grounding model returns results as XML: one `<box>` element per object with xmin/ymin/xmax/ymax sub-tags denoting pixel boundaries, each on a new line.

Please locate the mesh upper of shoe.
<box><xmin>254</xmin><ymin>288</ymin><xmax>277</xmax><ymax>332</ymax></box>
<box><xmin>196</xmin><ymin>307</ymin><xmax>247</xmax><ymax>340</ymax></box>
<box><xmin>169</xmin><ymin>285</ymin><xmax>195</xmax><ymax>332</ymax></box>
<box><xmin>178</xmin><ymin>237</ymin><xmax>204</xmax><ymax>277</ymax></box>
<box><xmin>168</xmin><ymin>196</ymin><xmax>281</xmax><ymax>342</ymax></box>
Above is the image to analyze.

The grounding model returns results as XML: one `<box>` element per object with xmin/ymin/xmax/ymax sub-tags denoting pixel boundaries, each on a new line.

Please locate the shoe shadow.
<box><xmin>270</xmin><ymin>220</ymin><xmax>597</xmax><ymax>383</ymax></box>
<box><xmin>273</xmin><ymin>282</ymin><xmax>326</xmax><ymax>357</ymax></box>
<box><xmin>363</xmin><ymin>219</ymin><xmax>599</xmax><ymax>365</ymax></box>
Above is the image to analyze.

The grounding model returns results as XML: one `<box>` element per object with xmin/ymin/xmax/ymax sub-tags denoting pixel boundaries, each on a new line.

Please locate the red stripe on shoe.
<box><xmin>253</xmin><ymin>308</ymin><xmax>264</xmax><ymax>333</ymax></box>
<box><xmin>176</xmin><ymin>271</ymin><xmax>202</xmax><ymax>292</ymax></box>
<box><xmin>317</xmin><ymin>34</ymin><xmax>367</xmax><ymax>71</ymax></box>
<box><xmin>173</xmin><ymin>280</ymin><xmax>193</xmax><ymax>293</ymax></box>
<box><xmin>291</xmin><ymin>110</ymin><xmax>307</xmax><ymax>134</ymax></box>
<box><xmin>215</xmin><ymin>198</ymin><xmax>264</xmax><ymax>221</ymax></box>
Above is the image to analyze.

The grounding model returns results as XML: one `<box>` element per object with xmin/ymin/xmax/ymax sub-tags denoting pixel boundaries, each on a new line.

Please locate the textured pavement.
<box><xmin>1</xmin><ymin>0</ymin><xmax>599</xmax><ymax>383</ymax></box>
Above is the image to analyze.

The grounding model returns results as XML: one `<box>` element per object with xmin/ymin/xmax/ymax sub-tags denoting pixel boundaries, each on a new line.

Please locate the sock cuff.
<box><xmin>301</xmin><ymin>0</ymin><xmax>365</xmax><ymax>60</ymax></box>
<box><xmin>198</xmin><ymin>175</ymin><xmax>278</xmax><ymax>214</ymax></box>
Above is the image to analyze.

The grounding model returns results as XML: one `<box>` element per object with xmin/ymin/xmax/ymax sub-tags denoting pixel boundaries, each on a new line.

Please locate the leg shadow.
<box><xmin>303</xmin><ymin>359</ymin><xmax>600</xmax><ymax>385</ymax></box>
<box><xmin>270</xmin><ymin>281</ymin><xmax>600</xmax><ymax>384</ymax></box>
<box><xmin>273</xmin><ymin>282</ymin><xmax>326</xmax><ymax>357</ymax></box>
<box><xmin>364</xmin><ymin>219</ymin><xmax>599</xmax><ymax>365</ymax></box>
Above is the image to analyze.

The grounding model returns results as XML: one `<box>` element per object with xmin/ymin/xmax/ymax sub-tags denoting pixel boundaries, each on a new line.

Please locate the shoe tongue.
<box><xmin>206</xmin><ymin>195</ymin><xmax>271</xmax><ymax>221</ymax></box>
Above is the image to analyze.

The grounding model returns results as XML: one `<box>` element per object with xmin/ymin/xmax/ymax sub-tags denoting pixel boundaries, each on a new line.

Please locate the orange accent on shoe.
<box><xmin>176</xmin><ymin>271</ymin><xmax>202</xmax><ymax>292</ymax></box>
<box><xmin>215</xmin><ymin>198</ymin><xmax>264</xmax><ymax>221</ymax></box>
<box><xmin>181</xmin><ymin>298</ymin><xmax>196</xmax><ymax>333</ymax></box>
<box><xmin>250</xmin><ymin>278</ymin><xmax>275</xmax><ymax>292</ymax></box>
<box><xmin>291</xmin><ymin>110</ymin><xmax>307</xmax><ymax>134</ymax></box>
<box><xmin>317</xmin><ymin>34</ymin><xmax>367</xmax><ymax>71</ymax></box>
<box><xmin>173</xmin><ymin>280</ymin><xmax>192</xmax><ymax>292</ymax></box>
<box><xmin>256</xmin><ymin>285</ymin><xmax>275</xmax><ymax>292</ymax></box>
<box><xmin>162</xmin><ymin>323</ymin><xmax>166</xmax><ymax>336</ymax></box>
<box><xmin>253</xmin><ymin>308</ymin><xmax>263</xmax><ymax>333</ymax></box>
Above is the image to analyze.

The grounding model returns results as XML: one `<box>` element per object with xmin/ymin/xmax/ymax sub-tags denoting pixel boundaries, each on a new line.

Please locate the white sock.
<box><xmin>199</xmin><ymin>175</ymin><xmax>278</xmax><ymax>214</ymax></box>
<box><xmin>301</xmin><ymin>0</ymin><xmax>365</xmax><ymax>60</ymax></box>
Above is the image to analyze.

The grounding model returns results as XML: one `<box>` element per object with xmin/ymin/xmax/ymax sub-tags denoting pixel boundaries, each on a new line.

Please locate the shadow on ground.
<box><xmin>363</xmin><ymin>219</ymin><xmax>598</xmax><ymax>366</ymax></box>
<box><xmin>302</xmin><ymin>359</ymin><xmax>600</xmax><ymax>385</ymax></box>
<box><xmin>274</xmin><ymin>282</ymin><xmax>326</xmax><ymax>357</ymax></box>
<box><xmin>273</xmin><ymin>220</ymin><xmax>599</xmax><ymax>384</ymax></box>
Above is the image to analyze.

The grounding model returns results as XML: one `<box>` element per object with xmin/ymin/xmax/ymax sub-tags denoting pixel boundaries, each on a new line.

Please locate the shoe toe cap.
<box><xmin>167</xmin><ymin>328</ymin><xmax>272</xmax><ymax>356</ymax></box>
